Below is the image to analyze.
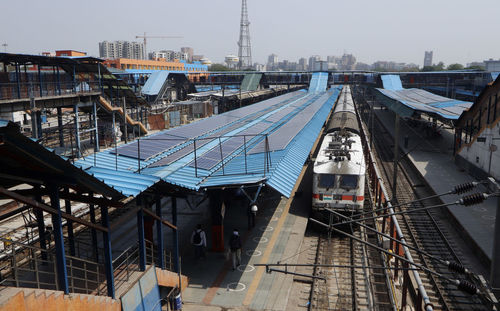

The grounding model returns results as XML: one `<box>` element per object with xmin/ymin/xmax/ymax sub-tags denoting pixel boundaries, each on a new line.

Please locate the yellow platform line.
<box><xmin>242</xmin><ymin>165</ymin><xmax>308</xmax><ymax>306</ymax></box>
<box><xmin>242</xmin><ymin>195</ymin><xmax>292</xmax><ymax>306</ymax></box>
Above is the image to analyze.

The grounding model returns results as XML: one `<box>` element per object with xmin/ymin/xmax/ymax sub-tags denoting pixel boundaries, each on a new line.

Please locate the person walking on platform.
<box><xmin>229</xmin><ymin>229</ymin><xmax>242</xmax><ymax>270</ymax></box>
<box><xmin>191</xmin><ymin>224</ymin><xmax>206</xmax><ymax>261</ymax></box>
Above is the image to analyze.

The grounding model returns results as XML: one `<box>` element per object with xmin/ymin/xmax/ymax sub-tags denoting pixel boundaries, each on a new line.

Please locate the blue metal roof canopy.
<box><xmin>74</xmin><ymin>87</ymin><xmax>342</xmax><ymax>198</ymax></box>
<box><xmin>376</xmin><ymin>75</ymin><xmax>472</xmax><ymax>120</ymax></box>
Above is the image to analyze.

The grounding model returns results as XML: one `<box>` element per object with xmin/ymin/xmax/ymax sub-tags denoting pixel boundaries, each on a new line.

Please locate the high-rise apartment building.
<box><xmin>99</xmin><ymin>41</ymin><xmax>144</xmax><ymax>60</ymax></box>
<box><xmin>267</xmin><ymin>54</ymin><xmax>279</xmax><ymax>71</ymax></box>
<box><xmin>308</xmin><ymin>55</ymin><xmax>321</xmax><ymax>71</ymax></box>
<box><xmin>181</xmin><ymin>47</ymin><xmax>194</xmax><ymax>62</ymax></box>
<box><xmin>149</xmin><ymin>50</ymin><xmax>188</xmax><ymax>62</ymax></box>
<box><xmin>424</xmin><ymin>51</ymin><xmax>433</xmax><ymax>67</ymax></box>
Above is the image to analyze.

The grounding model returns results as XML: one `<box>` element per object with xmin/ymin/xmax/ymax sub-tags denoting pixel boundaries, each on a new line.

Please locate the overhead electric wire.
<box><xmin>325</xmin><ymin>208</ymin><xmax>474</xmax><ymax>276</ymax></box>
<box><xmin>310</xmin><ymin>218</ymin><xmax>480</xmax><ymax>296</ymax></box>
<box><xmin>329</xmin><ymin>192</ymin><xmax>492</xmax><ymax>228</ymax></box>
<box><xmin>346</xmin><ymin>181</ymin><xmax>483</xmax><ymax>220</ymax></box>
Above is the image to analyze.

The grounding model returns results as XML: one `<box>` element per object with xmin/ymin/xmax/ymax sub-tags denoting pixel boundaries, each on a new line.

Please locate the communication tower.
<box><xmin>238</xmin><ymin>0</ymin><xmax>252</xmax><ymax>69</ymax></box>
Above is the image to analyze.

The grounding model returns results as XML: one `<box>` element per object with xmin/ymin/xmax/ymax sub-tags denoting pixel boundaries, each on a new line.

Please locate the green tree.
<box><xmin>465</xmin><ymin>65</ymin><xmax>485</xmax><ymax>71</ymax></box>
<box><xmin>447</xmin><ymin>63</ymin><xmax>464</xmax><ymax>70</ymax></box>
<box><xmin>209</xmin><ymin>64</ymin><xmax>232</xmax><ymax>71</ymax></box>
<box><xmin>435</xmin><ymin>62</ymin><xmax>445</xmax><ymax>71</ymax></box>
<box><xmin>421</xmin><ymin>62</ymin><xmax>445</xmax><ymax>72</ymax></box>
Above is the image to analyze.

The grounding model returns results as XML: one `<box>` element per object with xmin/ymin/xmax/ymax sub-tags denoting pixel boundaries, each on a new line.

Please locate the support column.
<box><xmin>209</xmin><ymin>190</ymin><xmax>224</xmax><ymax>252</ymax></box>
<box><xmin>38</xmin><ymin>65</ymin><xmax>43</xmax><ymax>97</ymax></box>
<box><xmin>49</xmin><ymin>185</ymin><xmax>69</xmax><ymax>294</ymax></box>
<box><xmin>137</xmin><ymin>208</ymin><xmax>146</xmax><ymax>271</ymax></box>
<box><xmin>56</xmin><ymin>67</ymin><xmax>61</xmax><ymax>95</ymax></box>
<box><xmin>34</xmin><ymin>187</ymin><xmax>47</xmax><ymax>261</ymax></box>
<box><xmin>392</xmin><ymin>113</ymin><xmax>400</xmax><ymax>201</ymax></box>
<box><xmin>30</xmin><ymin>98</ymin><xmax>38</xmax><ymax>139</ymax></box>
<box><xmin>36</xmin><ymin>110</ymin><xmax>42</xmax><ymax>140</ymax></box>
<box><xmin>93</xmin><ymin>101</ymin><xmax>100</xmax><ymax>152</ymax></box>
<box><xmin>89</xmin><ymin>198</ymin><xmax>99</xmax><ymax>263</ymax></box>
<box><xmin>57</xmin><ymin>107</ymin><xmax>64</xmax><ymax>147</ymax></box>
<box><xmin>15</xmin><ymin>63</ymin><xmax>21</xmax><ymax>98</ymax></box>
<box><xmin>172</xmin><ymin>197</ymin><xmax>179</xmax><ymax>272</ymax></box>
<box><xmin>73</xmin><ymin>103</ymin><xmax>81</xmax><ymax>158</ymax></box>
<box><xmin>64</xmin><ymin>188</ymin><xmax>75</xmax><ymax>256</ymax></box>
<box><xmin>156</xmin><ymin>195</ymin><xmax>164</xmax><ymax>269</ymax></box>
<box><xmin>100</xmin><ymin>205</ymin><xmax>115</xmax><ymax>299</ymax></box>
<box><xmin>122</xmin><ymin>97</ymin><xmax>128</xmax><ymax>143</ymax></box>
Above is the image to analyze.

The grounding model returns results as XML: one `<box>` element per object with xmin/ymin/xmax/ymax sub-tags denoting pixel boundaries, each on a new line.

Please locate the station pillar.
<box><xmin>49</xmin><ymin>185</ymin><xmax>69</xmax><ymax>294</ymax></box>
<box><xmin>209</xmin><ymin>190</ymin><xmax>224</xmax><ymax>252</ymax></box>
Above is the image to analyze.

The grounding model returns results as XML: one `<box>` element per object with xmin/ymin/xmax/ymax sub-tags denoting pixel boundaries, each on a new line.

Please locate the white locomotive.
<box><xmin>312</xmin><ymin>86</ymin><xmax>366</xmax><ymax>226</ymax></box>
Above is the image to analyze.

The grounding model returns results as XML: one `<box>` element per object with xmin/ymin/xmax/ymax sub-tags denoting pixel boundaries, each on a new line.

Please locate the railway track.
<box><xmin>362</xmin><ymin>92</ymin><xmax>491</xmax><ymax>310</ymax></box>
<box><xmin>307</xmin><ymin>192</ymin><xmax>393</xmax><ymax>310</ymax></box>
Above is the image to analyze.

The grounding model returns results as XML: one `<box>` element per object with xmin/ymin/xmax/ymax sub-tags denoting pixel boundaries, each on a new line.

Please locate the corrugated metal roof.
<box><xmin>267</xmin><ymin>87</ymin><xmax>341</xmax><ymax>196</ymax></box>
<box><xmin>71</xmin><ymin>87</ymin><xmax>342</xmax><ymax>197</ymax></box>
<box><xmin>375</xmin><ymin>87</ymin><xmax>472</xmax><ymax>120</ymax></box>
<box><xmin>309</xmin><ymin>72</ymin><xmax>328</xmax><ymax>93</ymax></box>
<box><xmin>381</xmin><ymin>75</ymin><xmax>403</xmax><ymax>90</ymax></box>
<box><xmin>141</xmin><ymin>71</ymin><xmax>171</xmax><ymax>95</ymax></box>
<box><xmin>240</xmin><ymin>73</ymin><xmax>262</xmax><ymax>92</ymax></box>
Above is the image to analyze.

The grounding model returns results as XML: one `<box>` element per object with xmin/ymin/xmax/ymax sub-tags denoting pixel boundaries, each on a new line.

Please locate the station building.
<box><xmin>103</xmin><ymin>58</ymin><xmax>208</xmax><ymax>73</ymax></box>
<box><xmin>455</xmin><ymin>75</ymin><xmax>500</xmax><ymax>180</ymax></box>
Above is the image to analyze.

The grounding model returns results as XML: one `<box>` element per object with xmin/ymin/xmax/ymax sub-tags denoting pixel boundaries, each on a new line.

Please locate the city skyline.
<box><xmin>1</xmin><ymin>0</ymin><xmax>499</xmax><ymax>66</ymax></box>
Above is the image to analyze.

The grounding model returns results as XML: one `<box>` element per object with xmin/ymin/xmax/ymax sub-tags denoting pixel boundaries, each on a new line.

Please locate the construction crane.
<box><xmin>135</xmin><ymin>32</ymin><xmax>183</xmax><ymax>59</ymax></box>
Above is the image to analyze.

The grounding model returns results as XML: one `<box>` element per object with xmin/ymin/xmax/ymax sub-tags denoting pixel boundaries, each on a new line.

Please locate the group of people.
<box><xmin>191</xmin><ymin>224</ymin><xmax>242</xmax><ymax>270</ymax></box>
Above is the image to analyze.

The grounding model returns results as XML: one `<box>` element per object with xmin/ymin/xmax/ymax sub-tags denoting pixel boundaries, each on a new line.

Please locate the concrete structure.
<box><xmin>225</xmin><ymin>54</ymin><xmax>239</xmax><ymax>69</ymax></box>
<box><xmin>103</xmin><ymin>58</ymin><xmax>184</xmax><ymax>71</ymax></box>
<box><xmin>192</xmin><ymin>55</ymin><xmax>204</xmax><ymax>62</ymax></box>
<box><xmin>99</xmin><ymin>41</ymin><xmax>144</xmax><ymax>60</ymax></box>
<box><xmin>340</xmin><ymin>53</ymin><xmax>356</xmax><ymax>70</ymax></box>
<box><xmin>181</xmin><ymin>47</ymin><xmax>194</xmax><ymax>62</ymax></box>
<box><xmin>199</xmin><ymin>57</ymin><xmax>212</xmax><ymax>66</ymax></box>
<box><xmin>55</xmin><ymin>50</ymin><xmax>87</xmax><ymax>57</ymax></box>
<box><xmin>485</xmin><ymin>59</ymin><xmax>500</xmax><ymax>72</ymax></box>
<box><xmin>424</xmin><ymin>51</ymin><xmax>433</xmax><ymax>67</ymax></box>
<box><xmin>456</xmin><ymin>75</ymin><xmax>500</xmax><ymax>180</ymax></box>
<box><xmin>254</xmin><ymin>63</ymin><xmax>265</xmax><ymax>71</ymax></box>
<box><xmin>267</xmin><ymin>54</ymin><xmax>278</xmax><ymax>65</ymax></box>
<box><xmin>298</xmin><ymin>58</ymin><xmax>307</xmax><ymax>71</ymax></box>
<box><xmin>150</xmin><ymin>50</ymin><xmax>188</xmax><ymax>62</ymax></box>
<box><xmin>308</xmin><ymin>55</ymin><xmax>321</xmax><ymax>71</ymax></box>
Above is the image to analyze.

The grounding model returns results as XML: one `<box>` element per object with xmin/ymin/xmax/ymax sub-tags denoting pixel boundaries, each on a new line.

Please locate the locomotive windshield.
<box><xmin>318</xmin><ymin>174</ymin><xmax>336</xmax><ymax>189</ymax></box>
<box><xmin>339</xmin><ymin>175</ymin><xmax>358</xmax><ymax>189</ymax></box>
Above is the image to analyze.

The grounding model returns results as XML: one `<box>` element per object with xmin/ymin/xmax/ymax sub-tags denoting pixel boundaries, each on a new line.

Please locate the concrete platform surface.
<box><xmin>373</xmin><ymin>107</ymin><xmax>497</xmax><ymax>260</ymax></box>
<box><xmin>179</xmin><ymin>164</ymin><xmax>312</xmax><ymax>310</ymax></box>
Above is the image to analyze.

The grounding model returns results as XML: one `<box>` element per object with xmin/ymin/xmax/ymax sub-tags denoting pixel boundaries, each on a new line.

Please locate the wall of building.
<box><xmin>485</xmin><ymin>60</ymin><xmax>500</xmax><ymax>72</ymax></box>
<box><xmin>104</xmin><ymin>58</ymin><xmax>184</xmax><ymax>71</ymax></box>
<box><xmin>456</xmin><ymin>76</ymin><xmax>500</xmax><ymax>179</ymax></box>
<box><xmin>458</xmin><ymin>123</ymin><xmax>500</xmax><ymax>179</ymax></box>
<box><xmin>55</xmin><ymin>50</ymin><xmax>87</xmax><ymax>57</ymax></box>
<box><xmin>103</xmin><ymin>58</ymin><xmax>208</xmax><ymax>73</ymax></box>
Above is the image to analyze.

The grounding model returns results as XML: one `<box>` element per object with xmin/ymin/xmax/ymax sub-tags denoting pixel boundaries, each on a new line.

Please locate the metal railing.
<box><xmin>353</xmin><ymin>86</ymin><xmax>433</xmax><ymax>310</ymax></box>
<box><xmin>0</xmin><ymin>236</ymin><xmax>106</xmax><ymax>295</ymax></box>
<box><xmin>1</xmin><ymin>236</ymin><xmax>176</xmax><ymax>297</ymax></box>
<box><xmin>0</xmin><ymin>81</ymin><xmax>101</xmax><ymax>101</ymax></box>
<box><xmin>112</xmin><ymin>133</ymin><xmax>272</xmax><ymax>178</ymax></box>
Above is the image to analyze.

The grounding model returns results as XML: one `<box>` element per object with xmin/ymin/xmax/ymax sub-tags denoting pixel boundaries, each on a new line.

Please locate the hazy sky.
<box><xmin>1</xmin><ymin>0</ymin><xmax>499</xmax><ymax>66</ymax></box>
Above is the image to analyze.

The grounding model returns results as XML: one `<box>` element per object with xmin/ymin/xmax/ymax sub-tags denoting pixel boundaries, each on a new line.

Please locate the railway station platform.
<box><xmin>179</xmin><ymin>162</ymin><xmax>313</xmax><ymax>310</ymax></box>
<box><xmin>372</xmin><ymin>105</ymin><xmax>497</xmax><ymax>262</ymax></box>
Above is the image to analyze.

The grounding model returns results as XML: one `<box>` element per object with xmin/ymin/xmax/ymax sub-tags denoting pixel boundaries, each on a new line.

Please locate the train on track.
<box><xmin>311</xmin><ymin>86</ymin><xmax>366</xmax><ymax>226</ymax></box>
